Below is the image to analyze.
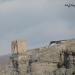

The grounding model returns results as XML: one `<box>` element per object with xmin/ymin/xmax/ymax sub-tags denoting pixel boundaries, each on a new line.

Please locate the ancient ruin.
<box><xmin>0</xmin><ymin>39</ymin><xmax>75</xmax><ymax>75</ymax></box>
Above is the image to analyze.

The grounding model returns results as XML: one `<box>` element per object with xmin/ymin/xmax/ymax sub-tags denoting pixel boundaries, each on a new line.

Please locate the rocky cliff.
<box><xmin>0</xmin><ymin>39</ymin><xmax>75</xmax><ymax>75</ymax></box>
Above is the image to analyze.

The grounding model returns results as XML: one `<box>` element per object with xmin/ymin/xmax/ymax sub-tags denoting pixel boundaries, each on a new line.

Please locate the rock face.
<box><xmin>28</xmin><ymin>39</ymin><xmax>75</xmax><ymax>75</ymax></box>
<box><xmin>0</xmin><ymin>39</ymin><xmax>75</xmax><ymax>75</ymax></box>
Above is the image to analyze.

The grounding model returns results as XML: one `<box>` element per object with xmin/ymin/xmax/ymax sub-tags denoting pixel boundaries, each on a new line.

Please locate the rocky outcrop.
<box><xmin>0</xmin><ymin>39</ymin><xmax>75</xmax><ymax>75</ymax></box>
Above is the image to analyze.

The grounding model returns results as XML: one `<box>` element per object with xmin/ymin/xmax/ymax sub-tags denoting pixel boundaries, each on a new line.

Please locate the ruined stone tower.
<box><xmin>10</xmin><ymin>39</ymin><xmax>27</xmax><ymax>75</ymax></box>
<box><xmin>11</xmin><ymin>39</ymin><xmax>27</xmax><ymax>55</ymax></box>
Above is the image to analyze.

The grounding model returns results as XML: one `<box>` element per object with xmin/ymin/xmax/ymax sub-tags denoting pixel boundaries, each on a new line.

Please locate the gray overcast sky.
<box><xmin>0</xmin><ymin>0</ymin><xmax>75</xmax><ymax>55</ymax></box>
